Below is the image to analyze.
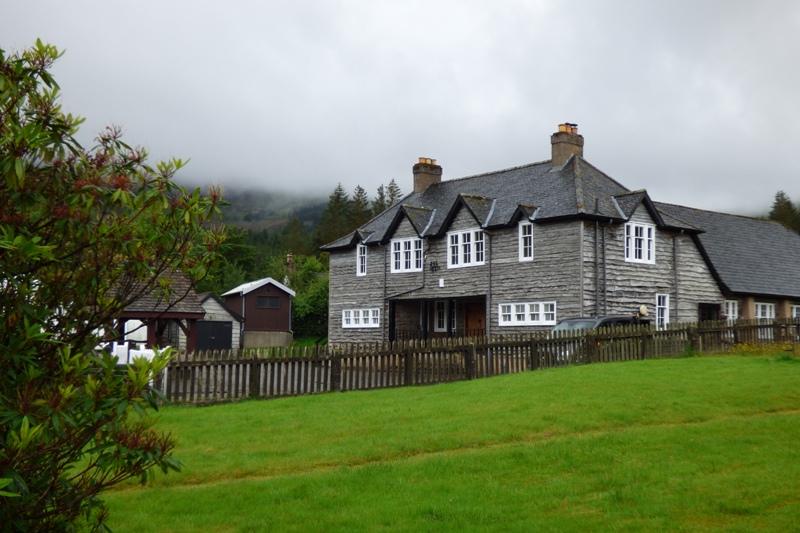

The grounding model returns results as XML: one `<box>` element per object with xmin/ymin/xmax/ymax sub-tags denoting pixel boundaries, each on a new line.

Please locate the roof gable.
<box><xmin>221</xmin><ymin>277</ymin><xmax>296</xmax><ymax>298</ymax></box>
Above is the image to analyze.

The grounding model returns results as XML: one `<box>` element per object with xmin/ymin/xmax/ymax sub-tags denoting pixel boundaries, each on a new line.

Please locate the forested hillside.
<box><xmin>195</xmin><ymin>180</ymin><xmax>403</xmax><ymax>340</ymax></box>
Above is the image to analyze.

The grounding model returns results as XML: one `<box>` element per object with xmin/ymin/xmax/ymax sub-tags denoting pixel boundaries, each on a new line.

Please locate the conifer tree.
<box><xmin>769</xmin><ymin>190</ymin><xmax>800</xmax><ymax>233</ymax></box>
<box><xmin>349</xmin><ymin>185</ymin><xmax>372</xmax><ymax>230</ymax></box>
<box><xmin>372</xmin><ymin>184</ymin><xmax>388</xmax><ymax>216</ymax></box>
<box><xmin>314</xmin><ymin>183</ymin><xmax>351</xmax><ymax>246</ymax></box>
<box><xmin>386</xmin><ymin>178</ymin><xmax>403</xmax><ymax>207</ymax></box>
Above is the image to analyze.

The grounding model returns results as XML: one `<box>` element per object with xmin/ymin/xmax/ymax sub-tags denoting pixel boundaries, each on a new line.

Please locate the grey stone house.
<box><xmin>322</xmin><ymin>124</ymin><xmax>800</xmax><ymax>343</ymax></box>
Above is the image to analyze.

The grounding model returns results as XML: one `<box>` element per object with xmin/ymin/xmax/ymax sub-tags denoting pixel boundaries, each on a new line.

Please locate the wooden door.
<box><xmin>464</xmin><ymin>302</ymin><xmax>485</xmax><ymax>336</ymax></box>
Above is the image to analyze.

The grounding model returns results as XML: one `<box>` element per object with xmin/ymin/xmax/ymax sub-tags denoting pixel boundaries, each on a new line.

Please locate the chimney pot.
<box><xmin>551</xmin><ymin>123</ymin><xmax>584</xmax><ymax>166</ymax></box>
<box><xmin>412</xmin><ymin>157</ymin><xmax>443</xmax><ymax>193</ymax></box>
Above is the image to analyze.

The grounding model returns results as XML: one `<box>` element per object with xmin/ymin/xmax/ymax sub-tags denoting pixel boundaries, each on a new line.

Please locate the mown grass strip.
<box><xmin>106</xmin><ymin>354</ymin><xmax>800</xmax><ymax>531</ymax></box>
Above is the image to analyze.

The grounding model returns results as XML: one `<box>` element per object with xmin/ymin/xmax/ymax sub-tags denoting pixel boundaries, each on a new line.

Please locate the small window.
<box><xmin>498</xmin><ymin>301</ymin><xmax>557</xmax><ymax>326</ymax></box>
<box><xmin>656</xmin><ymin>294</ymin><xmax>669</xmax><ymax>327</ymax></box>
<box><xmin>755</xmin><ymin>302</ymin><xmax>776</xmax><ymax>320</ymax></box>
<box><xmin>625</xmin><ymin>222</ymin><xmax>655</xmax><ymax>264</ymax></box>
<box><xmin>356</xmin><ymin>245</ymin><xmax>367</xmax><ymax>276</ymax></box>
<box><xmin>447</xmin><ymin>229</ymin><xmax>485</xmax><ymax>269</ymax></box>
<box><xmin>256</xmin><ymin>296</ymin><xmax>280</xmax><ymax>309</ymax></box>
<box><xmin>792</xmin><ymin>305</ymin><xmax>800</xmax><ymax>319</ymax></box>
<box><xmin>725</xmin><ymin>300</ymin><xmax>739</xmax><ymax>322</ymax></box>
<box><xmin>342</xmin><ymin>307</ymin><xmax>381</xmax><ymax>328</ymax></box>
<box><xmin>519</xmin><ymin>222</ymin><xmax>533</xmax><ymax>261</ymax></box>
<box><xmin>391</xmin><ymin>238</ymin><xmax>423</xmax><ymax>273</ymax></box>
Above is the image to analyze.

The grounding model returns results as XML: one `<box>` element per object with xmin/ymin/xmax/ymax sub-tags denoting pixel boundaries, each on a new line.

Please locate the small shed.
<box><xmin>118</xmin><ymin>274</ymin><xmax>206</xmax><ymax>352</ymax></box>
<box><xmin>221</xmin><ymin>277</ymin><xmax>296</xmax><ymax>347</ymax></box>
<box><xmin>195</xmin><ymin>293</ymin><xmax>244</xmax><ymax>351</ymax></box>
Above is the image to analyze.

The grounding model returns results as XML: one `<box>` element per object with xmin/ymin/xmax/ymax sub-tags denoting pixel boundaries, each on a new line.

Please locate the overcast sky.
<box><xmin>4</xmin><ymin>1</ymin><xmax>800</xmax><ymax>214</ymax></box>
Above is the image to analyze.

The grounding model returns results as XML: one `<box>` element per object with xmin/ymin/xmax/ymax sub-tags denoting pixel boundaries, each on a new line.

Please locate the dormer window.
<box><xmin>391</xmin><ymin>238</ymin><xmax>423</xmax><ymax>273</ymax></box>
<box><xmin>447</xmin><ymin>229</ymin><xmax>484</xmax><ymax>268</ymax></box>
<box><xmin>625</xmin><ymin>222</ymin><xmax>655</xmax><ymax>264</ymax></box>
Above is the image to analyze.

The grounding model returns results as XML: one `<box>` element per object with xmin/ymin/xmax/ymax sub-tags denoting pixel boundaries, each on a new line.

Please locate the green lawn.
<box><xmin>105</xmin><ymin>353</ymin><xmax>800</xmax><ymax>532</ymax></box>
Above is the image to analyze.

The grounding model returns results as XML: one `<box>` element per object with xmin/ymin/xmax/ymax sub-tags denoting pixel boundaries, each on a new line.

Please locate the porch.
<box><xmin>389</xmin><ymin>296</ymin><xmax>487</xmax><ymax>341</ymax></box>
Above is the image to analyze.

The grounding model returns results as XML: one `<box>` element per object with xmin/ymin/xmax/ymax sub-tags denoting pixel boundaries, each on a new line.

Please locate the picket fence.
<box><xmin>152</xmin><ymin>319</ymin><xmax>799</xmax><ymax>405</ymax></box>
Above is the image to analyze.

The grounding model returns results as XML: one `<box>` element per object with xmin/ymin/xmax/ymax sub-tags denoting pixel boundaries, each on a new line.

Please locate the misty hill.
<box><xmin>210</xmin><ymin>187</ymin><xmax>326</xmax><ymax>232</ymax></box>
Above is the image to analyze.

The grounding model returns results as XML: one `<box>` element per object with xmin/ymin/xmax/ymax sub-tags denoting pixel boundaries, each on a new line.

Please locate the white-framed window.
<box><xmin>356</xmin><ymin>244</ymin><xmax>367</xmax><ymax>276</ymax></box>
<box><xmin>625</xmin><ymin>222</ymin><xmax>655</xmax><ymax>264</ymax></box>
<box><xmin>433</xmin><ymin>300</ymin><xmax>456</xmax><ymax>332</ymax></box>
<box><xmin>792</xmin><ymin>305</ymin><xmax>800</xmax><ymax>319</ymax></box>
<box><xmin>656</xmin><ymin>294</ymin><xmax>669</xmax><ymax>327</ymax></box>
<box><xmin>342</xmin><ymin>307</ymin><xmax>381</xmax><ymax>328</ymax></box>
<box><xmin>447</xmin><ymin>229</ymin><xmax>485</xmax><ymax>268</ymax></box>
<box><xmin>391</xmin><ymin>238</ymin><xmax>423</xmax><ymax>273</ymax></box>
<box><xmin>725</xmin><ymin>300</ymin><xmax>739</xmax><ymax>322</ymax></box>
<box><xmin>498</xmin><ymin>302</ymin><xmax>557</xmax><ymax>326</ymax></box>
<box><xmin>754</xmin><ymin>302</ymin><xmax>776</xmax><ymax>320</ymax></box>
<box><xmin>519</xmin><ymin>222</ymin><xmax>533</xmax><ymax>262</ymax></box>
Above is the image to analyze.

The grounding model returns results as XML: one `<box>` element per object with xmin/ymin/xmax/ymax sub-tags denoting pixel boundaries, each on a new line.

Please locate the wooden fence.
<box><xmin>153</xmin><ymin>319</ymin><xmax>800</xmax><ymax>405</ymax></box>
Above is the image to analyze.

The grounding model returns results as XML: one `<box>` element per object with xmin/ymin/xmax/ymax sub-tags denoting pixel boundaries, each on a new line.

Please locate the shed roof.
<box><xmin>221</xmin><ymin>277</ymin><xmax>296</xmax><ymax>298</ymax></box>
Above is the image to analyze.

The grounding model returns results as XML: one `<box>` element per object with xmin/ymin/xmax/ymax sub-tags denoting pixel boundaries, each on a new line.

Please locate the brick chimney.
<box><xmin>551</xmin><ymin>123</ymin><xmax>584</xmax><ymax>166</ymax></box>
<box><xmin>413</xmin><ymin>157</ymin><xmax>442</xmax><ymax>193</ymax></box>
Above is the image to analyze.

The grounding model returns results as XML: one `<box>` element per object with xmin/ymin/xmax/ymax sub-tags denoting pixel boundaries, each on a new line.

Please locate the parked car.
<box><xmin>548</xmin><ymin>315</ymin><xmax>651</xmax><ymax>363</ymax></box>
<box><xmin>551</xmin><ymin>315</ymin><xmax>650</xmax><ymax>334</ymax></box>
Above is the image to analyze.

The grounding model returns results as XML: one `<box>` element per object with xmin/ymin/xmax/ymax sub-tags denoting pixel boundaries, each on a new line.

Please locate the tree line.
<box><xmin>197</xmin><ymin>180</ymin><xmax>404</xmax><ymax>339</ymax></box>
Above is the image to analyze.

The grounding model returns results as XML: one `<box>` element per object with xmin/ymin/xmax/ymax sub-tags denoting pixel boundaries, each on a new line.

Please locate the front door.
<box><xmin>464</xmin><ymin>302</ymin><xmax>486</xmax><ymax>336</ymax></box>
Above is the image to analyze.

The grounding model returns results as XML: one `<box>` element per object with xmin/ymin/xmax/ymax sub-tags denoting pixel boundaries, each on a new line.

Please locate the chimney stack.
<box><xmin>413</xmin><ymin>157</ymin><xmax>442</xmax><ymax>193</ymax></box>
<box><xmin>551</xmin><ymin>123</ymin><xmax>584</xmax><ymax>166</ymax></box>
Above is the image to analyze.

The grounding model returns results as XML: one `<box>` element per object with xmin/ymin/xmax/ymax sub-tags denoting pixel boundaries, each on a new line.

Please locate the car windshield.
<box><xmin>552</xmin><ymin>319</ymin><xmax>599</xmax><ymax>332</ymax></box>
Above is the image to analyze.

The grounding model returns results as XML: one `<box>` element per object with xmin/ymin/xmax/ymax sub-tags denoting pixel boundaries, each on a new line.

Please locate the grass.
<box><xmin>105</xmin><ymin>352</ymin><xmax>800</xmax><ymax>532</ymax></box>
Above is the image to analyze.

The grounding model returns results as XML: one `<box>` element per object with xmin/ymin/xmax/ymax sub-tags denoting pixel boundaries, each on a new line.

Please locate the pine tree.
<box><xmin>314</xmin><ymin>183</ymin><xmax>351</xmax><ymax>246</ymax></box>
<box><xmin>349</xmin><ymin>185</ymin><xmax>372</xmax><ymax>230</ymax></box>
<box><xmin>372</xmin><ymin>184</ymin><xmax>388</xmax><ymax>216</ymax></box>
<box><xmin>769</xmin><ymin>190</ymin><xmax>800</xmax><ymax>233</ymax></box>
<box><xmin>386</xmin><ymin>178</ymin><xmax>403</xmax><ymax>207</ymax></box>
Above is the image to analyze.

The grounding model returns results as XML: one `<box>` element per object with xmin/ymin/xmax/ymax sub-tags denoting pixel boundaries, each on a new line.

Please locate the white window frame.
<box><xmin>725</xmin><ymin>300</ymin><xmax>739</xmax><ymax>322</ymax></box>
<box><xmin>498</xmin><ymin>302</ymin><xmax>557</xmax><ymax>326</ymax></box>
<box><xmin>356</xmin><ymin>244</ymin><xmax>367</xmax><ymax>276</ymax></box>
<box><xmin>447</xmin><ymin>229</ymin><xmax>485</xmax><ymax>269</ymax></box>
<box><xmin>519</xmin><ymin>222</ymin><xmax>533</xmax><ymax>262</ymax></box>
<box><xmin>792</xmin><ymin>305</ymin><xmax>800</xmax><ymax>319</ymax></box>
<box><xmin>433</xmin><ymin>300</ymin><xmax>456</xmax><ymax>332</ymax></box>
<box><xmin>390</xmin><ymin>238</ymin><xmax>423</xmax><ymax>273</ymax></box>
<box><xmin>656</xmin><ymin>294</ymin><xmax>669</xmax><ymax>327</ymax></box>
<box><xmin>754</xmin><ymin>302</ymin><xmax>776</xmax><ymax>320</ymax></box>
<box><xmin>625</xmin><ymin>222</ymin><xmax>655</xmax><ymax>264</ymax></box>
<box><xmin>342</xmin><ymin>307</ymin><xmax>381</xmax><ymax>328</ymax></box>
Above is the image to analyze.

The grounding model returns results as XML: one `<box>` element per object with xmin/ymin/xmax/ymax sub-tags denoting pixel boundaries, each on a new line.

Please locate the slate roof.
<box><xmin>122</xmin><ymin>273</ymin><xmax>206</xmax><ymax>316</ymax></box>
<box><xmin>655</xmin><ymin>203</ymin><xmax>800</xmax><ymax>298</ymax></box>
<box><xmin>322</xmin><ymin>155</ymin><xmax>696</xmax><ymax>250</ymax></box>
<box><xmin>221</xmin><ymin>277</ymin><xmax>296</xmax><ymax>298</ymax></box>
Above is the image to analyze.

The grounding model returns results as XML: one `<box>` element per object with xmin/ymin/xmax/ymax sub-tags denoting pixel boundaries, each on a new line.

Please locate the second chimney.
<box><xmin>551</xmin><ymin>123</ymin><xmax>584</xmax><ymax>166</ymax></box>
<box><xmin>413</xmin><ymin>157</ymin><xmax>442</xmax><ymax>193</ymax></box>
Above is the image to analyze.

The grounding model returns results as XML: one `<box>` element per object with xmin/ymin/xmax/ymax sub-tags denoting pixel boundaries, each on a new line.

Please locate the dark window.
<box><xmin>256</xmin><ymin>296</ymin><xmax>280</xmax><ymax>309</ymax></box>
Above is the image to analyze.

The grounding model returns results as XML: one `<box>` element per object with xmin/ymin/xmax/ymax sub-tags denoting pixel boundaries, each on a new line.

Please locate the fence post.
<box><xmin>689</xmin><ymin>327</ymin><xmax>700</xmax><ymax>354</ymax></box>
<box><xmin>529</xmin><ymin>338</ymin><xmax>539</xmax><ymax>371</ymax></box>
<box><xmin>586</xmin><ymin>334</ymin><xmax>597</xmax><ymax>364</ymax></box>
<box><xmin>249</xmin><ymin>355</ymin><xmax>261</xmax><ymax>398</ymax></box>
<box><xmin>466</xmin><ymin>343</ymin><xmax>475</xmax><ymax>380</ymax></box>
<box><xmin>331</xmin><ymin>354</ymin><xmax>342</xmax><ymax>391</ymax></box>
<box><xmin>404</xmin><ymin>344</ymin><xmax>414</xmax><ymax>386</ymax></box>
<box><xmin>641</xmin><ymin>328</ymin><xmax>649</xmax><ymax>360</ymax></box>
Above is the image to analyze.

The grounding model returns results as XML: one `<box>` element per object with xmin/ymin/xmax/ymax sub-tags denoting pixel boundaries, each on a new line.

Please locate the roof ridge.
<box><xmin>429</xmin><ymin>159</ymin><xmax>551</xmax><ymax>186</ymax></box>
<box><xmin>655</xmin><ymin>201</ymin><xmax>775</xmax><ymax>223</ymax></box>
